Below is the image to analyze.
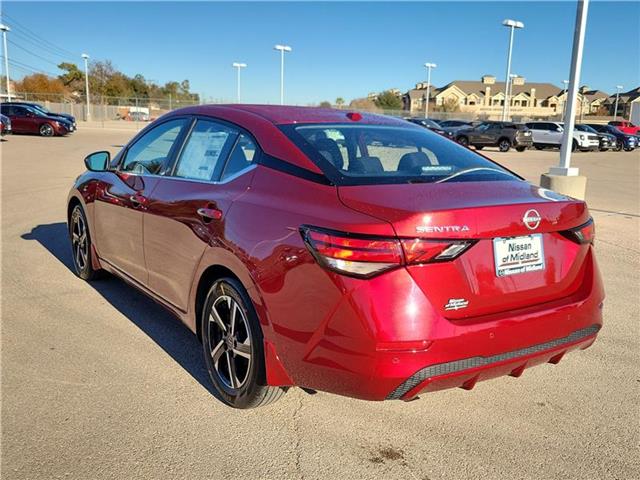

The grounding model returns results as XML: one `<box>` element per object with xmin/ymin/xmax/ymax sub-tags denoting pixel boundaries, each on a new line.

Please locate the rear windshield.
<box><xmin>280</xmin><ymin>124</ymin><xmax>521</xmax><ymax>185</ymax></box>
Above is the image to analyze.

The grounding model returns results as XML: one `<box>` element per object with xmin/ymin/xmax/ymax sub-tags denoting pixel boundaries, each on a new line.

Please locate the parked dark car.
<box><xmin>586</xmin><ymin>124</ymin><xmax>637</xmax><ymax>151</ymax></box>
<box><xmin>436</xmin><ymin>119</ymin><xmax>474</xmax><ymax>137</ymax></box>
<box><xmin>3</xmin><ymin>101</ymin><xmax>76</xmax><ymax>131</ymax></box>
<box><xmin>0</xmin><ymin>113</ymin><xmax>11</xmax><ymax>136</ymax></box>
<box><xmin>575</xmin><ymin>124</ymin><xmax>615</xmax><ymax>151</ymax></box>
<box><xmin>455</xmin><ymin>121</ymin><xmax>532</xmax><ymax>152</ymax></box>
<box><xmin>0</xmin><ymin>104</ymin><xmax>71</xmax><ymax>136</ymax></box>
<box><xmin>405</xmin><ymin>118</ymin><xmax>447</xmax><ymax>136</ymax></box>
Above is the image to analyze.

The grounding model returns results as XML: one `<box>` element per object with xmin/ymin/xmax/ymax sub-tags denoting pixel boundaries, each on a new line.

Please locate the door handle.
<box><xmin>197</xmin><ymin>207</ymin><xmax>223</xmax><ymax>221</ymax></box>
<box><xmin>129</xmin><ymin>194</ymin><xmax>147</xmax><ymax>207</ymax></box>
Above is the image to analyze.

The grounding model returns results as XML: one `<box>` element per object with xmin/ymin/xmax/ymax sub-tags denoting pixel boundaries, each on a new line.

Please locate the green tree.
<box><xmin>335</xmin><ymin>97</ymin><xmax>345</xmax><ymax>109</ymax></box>
<box><xmin>319</xmin><ymin>101</ymin><xmax>332</xmax><ymax>108</ymax></box>
<box><xmin>57</xmin><ymin>62</ymin><xmax>84</xmax><ymax>91</ymax></box>
<box><xmin>374</xmin><ymin>90</ymin><xmax>402</xmax><ymax>110</ymax></box>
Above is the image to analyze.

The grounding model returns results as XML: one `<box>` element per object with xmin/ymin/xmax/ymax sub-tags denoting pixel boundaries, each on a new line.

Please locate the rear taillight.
<box><xmin>561</xmin><ymin>218</ymin><xmax>595</xmax><ymax>244</ymax></box>
<box><xmin>301</xmin><ymin>226</ymin><xmax>474</xmax><ymax>278</ymax></box>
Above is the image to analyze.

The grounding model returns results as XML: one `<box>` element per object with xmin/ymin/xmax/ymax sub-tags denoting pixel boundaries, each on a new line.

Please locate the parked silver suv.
<box><xmin>525</xmin><ymin>121</ymin><xmax>599</xmax><ymax>152</ymax></box>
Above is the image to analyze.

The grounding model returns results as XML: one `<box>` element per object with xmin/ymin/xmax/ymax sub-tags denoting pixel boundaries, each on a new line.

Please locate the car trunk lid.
<box><xmin>338</xmin><ymin>180</ymin><xmax>591</xmax><ymax>319</ymax></box>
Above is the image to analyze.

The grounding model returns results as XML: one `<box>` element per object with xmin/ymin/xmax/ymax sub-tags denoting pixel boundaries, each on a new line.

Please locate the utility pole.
<box><xmin>81</xmin><ymin>53</ymin><xmax>90</xmax><ymax>121</ymax></box>
<box><xmin>1</xmin><ymin>24</ymin><xmax>11</xmax><ymax>101</ymax></box>
<box><xmin>423</xmin><ymin>62</ymin><xmax>436</xmax><ymax>118</ymax></box>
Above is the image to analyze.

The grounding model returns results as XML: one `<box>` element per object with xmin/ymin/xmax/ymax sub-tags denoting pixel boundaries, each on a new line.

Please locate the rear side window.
<box><xmin>282</xmin><ymin>124</ymin><xmax>520</xmax><ymax>185</ymax></box>
<box><xmin>221</xmin><ymin>134</ymin><xmax>258</xmax><ymax>181</ymax></box>
<box><xmin>173</xmin><ymin>120</ymin><xmax>237</xmax><ymax>181</ymax></box>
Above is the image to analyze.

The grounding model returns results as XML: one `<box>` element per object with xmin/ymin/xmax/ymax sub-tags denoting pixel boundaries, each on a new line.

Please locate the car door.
<box><xmin>471</xmin><ymin>123</ymin><xmax>490</xmax><ymax>144</ymax></box>
<box><xmin>548</xmin><ymin>123</ymin><xmax>564</xmax><ymax>145</ymax></box>
<box><xmin>6</xmin><ymin>106</ymin><xmax>32</xmax><ymax>133</ymax></box>
<box><xmin>92</xmin><ymin>117</ymin><xmax>190</xmax><ymax>285</ymax></box>
<box><xmin>143</xmin><ymin>117</ymin><xmax>258</xmax><ymax>312</ymax></box>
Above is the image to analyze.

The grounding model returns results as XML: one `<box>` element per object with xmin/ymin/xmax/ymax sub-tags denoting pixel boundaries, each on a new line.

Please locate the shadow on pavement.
<box><xmin>21</xmin><ymin>222</ymin><xmax>214</xmax><ymax>396</ymax></box>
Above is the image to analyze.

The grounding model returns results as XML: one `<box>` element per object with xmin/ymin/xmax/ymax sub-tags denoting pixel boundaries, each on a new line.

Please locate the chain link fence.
<box><xmin>3</xmin><ymin>92</ymin><xmax>616</xmax><ymax>128</ymax></box>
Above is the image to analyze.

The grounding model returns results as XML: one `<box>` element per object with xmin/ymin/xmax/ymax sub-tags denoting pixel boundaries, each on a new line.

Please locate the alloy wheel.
<box><xmin>207</xmin><ymin>294</ymin><xmax>252</xmax><ymax>390</ymax></box>
<box><xmin>71</xmin><ymin>211</ymin><xmax>89</xmax><ymax>271</ymax></box>
<box><xmin>40</xmin><ymin>124</ymin><xmax>54</xmax><ymax>137</ymax></box>
<box><xmin>499</xmin><ymin>140</ymin><xmax>510</xmax><ymax>152</ymax></box>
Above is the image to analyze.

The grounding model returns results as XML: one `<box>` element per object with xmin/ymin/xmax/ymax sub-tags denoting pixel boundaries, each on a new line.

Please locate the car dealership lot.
<box><xmin>1</xmin><ymin>130</ymin><xmax>639</xmax><ymax>479</ymax></box>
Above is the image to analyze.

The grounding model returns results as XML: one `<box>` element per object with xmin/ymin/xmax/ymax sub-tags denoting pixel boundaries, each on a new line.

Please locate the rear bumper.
<box><xmin>270</xmin><ymin>247</ymin><xmax>604</xmax><ymax>401</ymax></box>
<box><xmin>514</xmin><ymin>137</ymin><xmax>533</xmax><ymax>147</ymax></box>
<box><xmin>387</xmin><ymin>324</ymin><xmax>599</xmax><ymax>399</ymax></box>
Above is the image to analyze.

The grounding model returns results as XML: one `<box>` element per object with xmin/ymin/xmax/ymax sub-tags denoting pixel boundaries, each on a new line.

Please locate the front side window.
<box><xmin>283</xmin><ymin>124</ymin><xmax>520</xmax><ymax>185</ymax></box>
<box><xmin>173</xmin><ymin>119</ymin><xmax>237</xmax><ymax>181</ymax></box>
<box><xmin>120</xmin><ymin>118</ymin><xmax>188</xmax><ymax>175</ymax></box>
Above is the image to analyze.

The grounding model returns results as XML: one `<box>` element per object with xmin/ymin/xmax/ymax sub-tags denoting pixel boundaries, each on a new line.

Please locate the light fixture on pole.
<box><xmin>81</xmin><ymin>53</ymin><xmax>91</xmax><ymax>121</ymax></box>
<box><xmin>274</xmin><ymin>44</ymin><xmax>292</xmax><ymax>105</ymax></box>
<box><xmin>423</xmin><ymin>62</ymin><xmax>437</xmax><ymax>118</ymax></box>
<box><xmin>501</xmin><ymin>19</ymin><xmax>524</xmax><ymax>121</ymax></box>
<box><xmin>561</xmin><ymin>79</ymin><xmax>569</xmax><ymax>120</ymax></box>
<box><xmin>541</xmin><ymin>0</ymin><xmax>590</xmax><ymax>201</ymax></box>
<box><xmin>613</xmin><ymin>84</ymin><xmax>623</xmax><ymax>120</ymax></box>
<box><xmin>232</xmin><ymin>62</ymin><xmax>247</xmax><ymax>103</ymax></box>
<box><xmin>0</xmin><ymin>24</ymin><xmax>11</xmax><ymax>101</ymax></box>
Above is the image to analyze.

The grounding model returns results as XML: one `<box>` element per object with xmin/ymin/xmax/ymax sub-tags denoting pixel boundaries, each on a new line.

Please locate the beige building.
<box><xmin>404</xmin><ymin>75</ymin><xmax>608</xmax><ymax>119</ymax></box>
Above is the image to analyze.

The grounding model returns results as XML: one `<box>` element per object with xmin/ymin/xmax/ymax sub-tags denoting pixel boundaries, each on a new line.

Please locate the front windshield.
<box><xmin>281</xmin><ymin>124</ymin><xmax>520</xmax><ymax>185</ymax></box>
<box><xmin>576</xmin><ymin>125</ymin><xmax>597</xmax><ymax>134</ymax></box>
<box><xmin>30</xmin><ymin>105</ymin><xmax>50</xmax><ymax>115</ymax></box>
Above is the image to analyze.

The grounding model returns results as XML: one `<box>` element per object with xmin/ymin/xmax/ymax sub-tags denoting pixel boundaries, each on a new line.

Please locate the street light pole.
<box><xmin>274</xmin><ymin>44</ymin><xmax>291</xmax><ymax>105</ymax></box>
<box><xmin>613</xmin><ymin>84</ymin><xmax>623</xmax><ymax>120</ymax></box>
<box><xmin>423</xmin><ymin>62</ymin><xmax>436</xmax><ymax>118</ymax></box>
<box><xmin>561</xmin><ymin>79</ymin><xmax>569</xmax><ymax>120</ymax></box>
<box><xmin>551</xmin><ymin>0</ymin><xmax>589</xmax><ymax>179</ymax></box>
<box><xmin>232</xmin><ymin>62</ymin><xmax>247</xmax><ymax>103</ymax></box>
<box><xmin>501</xmin><ymin>19</ymin><xmax>524</xmax><ymax>121</ymax></box>
<box><xmin>81</xmin><ymin>53</ymin><xmax>90</xmax><ymax>121</ymax></box>
<box><xmin>506</xmin><ymin>73</ymin><xmax>518</xmax><ymax>120</ymax></box>
<box><xmin>0</xmin><ymin>24</ymin><xmax>11</xmax><ymax>101</ymax></box>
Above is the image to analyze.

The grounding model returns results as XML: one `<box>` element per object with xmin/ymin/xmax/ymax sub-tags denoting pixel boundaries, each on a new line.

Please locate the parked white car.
<box><xmin>525</xmin><ymin>121</ymin><xmax>600</xmax><ymax>151</ymax></box>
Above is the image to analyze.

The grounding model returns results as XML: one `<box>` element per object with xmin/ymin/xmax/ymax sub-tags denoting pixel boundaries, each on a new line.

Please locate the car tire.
<box><xmin>39</xmin><ymin>123</ymin><xmax>55</xmax><ymax>137</ymax></box>
<box><xmin>571</xmin><ymin>140</ymin><xmax>578</xmax><ymax>152</ymax></box>
<box><xmin>201</xmin><ymin>278</ymin><xmax>288</xmax><ymax>409</ymax></box>
<box><xmin>614</xmin><ymin>140</ymin><xmax>623</xmax><ymax>152</ymax></box>
<box><xmin>498</xmin><ymin>138</ymin><xmax>511</xmax><ymax>152</ymax></box>
<box><xmin>69</xmin><ymin>204</ymin><xmax>103</xmax><ymax>280</ymax></box>
<box><xmin>456</xmin><ymin>136</ymin><xmax>469</xmax><ymax>147</ymax></box>
<box><xmin>475</xmin><ymin>146</ymin><xmax>483</xmax><ymax>150</ymax></box>
<box><xmin>515</xmin><ymin>146</ymin><xmax>527</xmax><ymax>152</ymax></box>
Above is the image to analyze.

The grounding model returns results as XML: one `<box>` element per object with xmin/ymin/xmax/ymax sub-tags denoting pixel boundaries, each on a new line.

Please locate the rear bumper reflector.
<box><xmin>386</xmin><ymin>324</ymin><xmax>601</xmax><ymax>400</ymax></box>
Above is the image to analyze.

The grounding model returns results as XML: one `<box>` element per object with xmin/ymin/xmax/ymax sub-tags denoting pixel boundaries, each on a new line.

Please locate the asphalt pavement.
<box><xmin>1</xmin><ymin>128</ymin><xmax>639</xmax><ymax>479</ymax></box>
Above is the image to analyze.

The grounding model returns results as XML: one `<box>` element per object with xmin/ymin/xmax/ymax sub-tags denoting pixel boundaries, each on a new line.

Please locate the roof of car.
<box><xmin>179</xmin><ymin>104</ymin><xmax>411</xmax><ymax>127</ymax></box>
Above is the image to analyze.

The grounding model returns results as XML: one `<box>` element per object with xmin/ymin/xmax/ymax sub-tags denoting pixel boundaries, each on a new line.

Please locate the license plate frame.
<box><xmin>493</xmin><ymin>234</ymin><xmax>545</xmax><ymax>277</ymax></box>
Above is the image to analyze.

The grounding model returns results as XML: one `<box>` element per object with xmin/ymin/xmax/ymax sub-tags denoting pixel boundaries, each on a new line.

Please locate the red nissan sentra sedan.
<box><xmin>67</xmin><ymin>105</ymin><xmax>604</xmax><ymax>408</ymax></box>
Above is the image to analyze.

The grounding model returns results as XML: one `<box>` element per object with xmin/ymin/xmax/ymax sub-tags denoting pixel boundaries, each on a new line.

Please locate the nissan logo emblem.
<box><xmin>523</xmin><ymin>209</ymin><xmax>542</xmax><ymax>230</ymax></box>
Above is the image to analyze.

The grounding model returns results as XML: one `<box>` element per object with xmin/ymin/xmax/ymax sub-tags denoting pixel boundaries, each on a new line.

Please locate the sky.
<box><xmin>2</xmin><ymin>1</ymin><xmax>639</xmax><ymax>104</ymax></box>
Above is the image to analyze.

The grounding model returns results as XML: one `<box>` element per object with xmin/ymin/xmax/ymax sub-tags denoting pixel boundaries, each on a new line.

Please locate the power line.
<box><xmin>7</xmin><ymin>58</ymin><xmax>58</xmax><ymax>77</ymax></box>
<box><xmin>8</xmin><ymin>39</ymin><xmax>62</xmax><ymax>68</ymax></box>
<box><xmin>1</xmin><ymin>12</ymin><xmax>77</xmax><ymax>58</ymax></box>
<box><xmin>9</xmin><ymin>29</ymin><xmax>72</xmax><ymax>62</ymax></box>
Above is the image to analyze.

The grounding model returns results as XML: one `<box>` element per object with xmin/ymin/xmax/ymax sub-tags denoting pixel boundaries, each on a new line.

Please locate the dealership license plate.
<box><xmin>493</xmin><ymin>234</ymin><xmax>545</xmax><ymax>277</ymax></box>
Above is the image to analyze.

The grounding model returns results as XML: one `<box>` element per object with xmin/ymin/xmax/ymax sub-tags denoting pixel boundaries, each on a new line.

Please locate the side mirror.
<box><xmin>84</xmin><ymin>151</ymin><xmax>110</xmax><ymax>171</ymax></box>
